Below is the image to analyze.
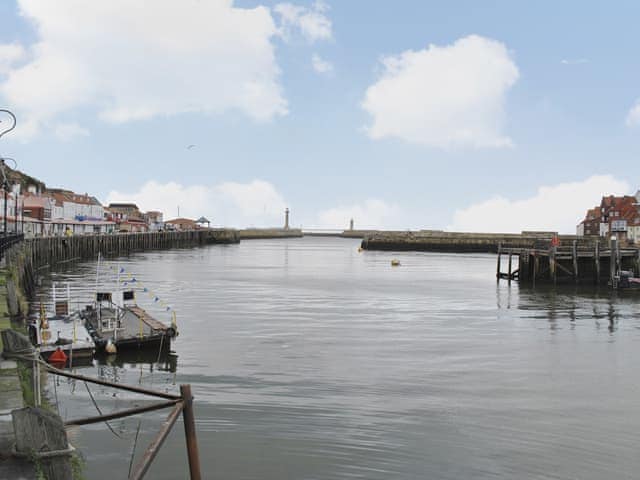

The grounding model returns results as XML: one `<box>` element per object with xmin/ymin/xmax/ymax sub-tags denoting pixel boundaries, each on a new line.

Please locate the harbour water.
<box><xmin>36</xmin><ymin>237</ymin><xmax>640</xmax><ymax>479</ymax></box>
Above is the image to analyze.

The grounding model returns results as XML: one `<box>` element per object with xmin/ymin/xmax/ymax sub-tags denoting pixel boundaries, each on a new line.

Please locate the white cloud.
<box><xmin>560</xmin><ymin>58</ymin><xmax>589</xmax><ymax>65</ymax></box>
<box><xmin>317</xmin><ymin>199</ymin><xmax>399</xmax><ymax>230</ymax></box>
<box><xmin>54</xmin><ymin>122</ymin><xmax>89</xmax><ymax>141</ymax></box>
<box><xmin>311</xmin><ymin>53</ymin><xmax>333</xmax><ymax>74</ymax></box>
<box><xmin>626</xmin><ymin>101</ymin><xmax>640</xmax><ymax>126</ymax></box>
<box><xmin>1</xmin><ymin>0</ymin><xmax>287</xmax><ymax>137</ymax></box>
<box><xmin>106</xmin><ymin>179</ymin><xmax>287</xmax><ymax>228</ymax></box>
<box><xmin>0</xmin><ymin>43</ymin><xmax>26</xmax><ymax>74</ymax></box>
<box><xmin>275</xmin><ymin>1</ymin><xmax>332</xmax><ymax>42</ymax></box>
<box><xmin>362</xmin><ymin>35</ymin><xmax>519</xmax><ymax>149</ymax></box>
<box><xmin>448</xmin><ymin>175</ymin><xmax>630</xmax><ymax>234</ymax></box>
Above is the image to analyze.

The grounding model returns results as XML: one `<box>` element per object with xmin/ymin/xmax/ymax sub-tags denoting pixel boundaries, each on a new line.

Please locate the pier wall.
<box><xmin>239</xmin><ymin>228</ymin><xmax>303</xmax><ymax>240</ymax></box>
<box><xmin>361</xmin><ymin>231</ymin><xmax>596</xmax><ymax>253</ymax></box>
<box><xmin>26</xmin><ymin>229</ymin><xmax>239</xmax><ymax>270</ymax></box>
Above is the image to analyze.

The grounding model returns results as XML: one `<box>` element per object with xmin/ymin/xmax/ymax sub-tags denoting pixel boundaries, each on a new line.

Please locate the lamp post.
<box><xmin>0</xmin><ymin>109</ymin><xmax>17</xmax><ymax>237</ymax></box>
<box><xmin>0</xmin><ymin>109</ymin><xmax>16</xmax><ymax>141</ymax></box>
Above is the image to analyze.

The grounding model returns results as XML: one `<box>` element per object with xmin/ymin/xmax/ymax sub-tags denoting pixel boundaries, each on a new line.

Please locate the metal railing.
<box><xmin>47</xmin><ymin>366</ymin><xmax>201</xmax><ymax>479</ymax></box>
<box><xmin>0</xmin><ymin>232</ymin><xmax>23</xmax><ymax>259</ymax></box>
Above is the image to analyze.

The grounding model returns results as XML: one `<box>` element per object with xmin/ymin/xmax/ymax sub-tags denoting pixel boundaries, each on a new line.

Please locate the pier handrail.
<box><xmin>0</xmin><ymin>232</ymin><xmax>23</xmax><ymax>259</ymax></box>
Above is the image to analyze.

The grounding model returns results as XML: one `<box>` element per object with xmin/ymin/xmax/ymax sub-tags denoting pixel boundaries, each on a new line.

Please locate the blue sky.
<box><xmin>0</xmin><ymin>0</ymin><xmax>638</xmax><ymax>231</ymax></box>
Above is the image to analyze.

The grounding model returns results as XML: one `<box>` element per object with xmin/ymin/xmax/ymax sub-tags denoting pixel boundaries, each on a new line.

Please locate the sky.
<box><xmin>0</xmin><ymin>0</ymin><xmax>639</xmax><ymax>232</ymax></box>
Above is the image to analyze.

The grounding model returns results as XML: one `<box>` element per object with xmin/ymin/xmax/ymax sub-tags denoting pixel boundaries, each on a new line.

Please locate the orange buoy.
<box><xmin>49</xmin><ymin>347</ymin><xmax>68</xmax><ymax>364</ymax></box>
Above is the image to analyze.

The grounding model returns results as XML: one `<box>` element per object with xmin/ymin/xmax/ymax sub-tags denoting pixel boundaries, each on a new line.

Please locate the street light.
<box><xmin>0</xmin><ymin>109</ymin><xmax>17</xmax><ymax>237</ymax></box>
<box><xmin>0</xmin><ymin>109</ymin><xmax>16</xmax><ymax>140</ymax></box>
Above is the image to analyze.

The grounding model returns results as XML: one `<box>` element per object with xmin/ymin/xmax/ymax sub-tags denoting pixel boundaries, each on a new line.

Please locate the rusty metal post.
<box><xmin>130</xmin><ymin>403</ymin><xmax>183</xmax><ymax>480</ymax></box>
<box><xmin>181</xmin><ymin>384</ymin><xmax>202</xmax><ymax>480</ymax></box>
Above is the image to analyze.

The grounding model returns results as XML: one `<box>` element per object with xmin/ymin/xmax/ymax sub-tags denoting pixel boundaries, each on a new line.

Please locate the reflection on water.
<box><xmin>36</xmin><ymin>238</ymin><xmax>640</xmax><ymax>479</ymax></box>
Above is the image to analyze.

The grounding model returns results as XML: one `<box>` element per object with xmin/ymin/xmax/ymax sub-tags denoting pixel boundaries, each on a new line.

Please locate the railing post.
<box><xmin>180</xmin><ymin>384</ymin><xmax>202</xmax><ymax>480</ymax></box>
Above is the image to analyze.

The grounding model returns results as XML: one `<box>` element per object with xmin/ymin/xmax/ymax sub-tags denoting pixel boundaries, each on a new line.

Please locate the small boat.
<box><xmin>391</xmin><ymin>259</ymin><xmax>401</xmax><ymax>267</ymax></box>
<box><xmin>28</xmin><ymin>284</ymin><xmax>95</xmax><ymax>365</ymax></box>
<box><xmin>81</xmin><ymin>256</ymin><xmax>178</xmax><ymax>355</ymax></box>
<box><xmin>615</xmin><ymin>270</ymin><xmax>640</xmax><ymax>289</ymax></box>
<box><xmin>81</xmin><ymin>290</ymin><xmax>177</xmax><ymax>354</ymax></box>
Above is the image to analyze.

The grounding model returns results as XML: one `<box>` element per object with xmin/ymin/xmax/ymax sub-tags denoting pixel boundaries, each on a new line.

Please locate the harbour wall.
<box><xmin>360</xmin><ymin>231</ymin><xmax>596</xmax><ymax>253</ymax></box>
<box><xmin>26</xmin><ymin>229</ymin><xmax>239</xmax><ymax>270</ymax></box>
<box><xmin>239</xmin><ymin>228</ymin><xmax>303</xmax><ymax>240</ymax></box>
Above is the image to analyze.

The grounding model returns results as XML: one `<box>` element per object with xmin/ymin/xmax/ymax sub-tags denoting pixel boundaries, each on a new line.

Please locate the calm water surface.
<box><xmin>36</xmin><ymin>237</ymin><xmax>640</xmax><ymax>479</ymax></box>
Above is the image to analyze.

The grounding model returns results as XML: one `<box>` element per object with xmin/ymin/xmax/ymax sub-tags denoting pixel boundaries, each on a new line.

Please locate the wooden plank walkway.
<box><xmin>128</xmin><ymin>305</ymin><xmax>169</xmax><ymax>332</ymax></box>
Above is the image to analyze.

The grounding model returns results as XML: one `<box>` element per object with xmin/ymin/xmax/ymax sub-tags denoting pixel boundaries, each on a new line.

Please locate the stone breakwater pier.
<box><xmin>359</xmin><ymin>230</ymin><xmax>640</xmax><ymax>286</ymax></box>
<box><xmin>360</xmin><ymin>230</ymin><xmax>575</xmax><ymax>253</ymax></box>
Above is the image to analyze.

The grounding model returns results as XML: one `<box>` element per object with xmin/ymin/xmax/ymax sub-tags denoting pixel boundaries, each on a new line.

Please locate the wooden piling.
<box><xmin>610</xmin><ymin>236</ymin><xmax>617</xmax><ymax>287</ymax></box>
<box><xmin>507</xmin><ymin>252</ymin><xmax>512</xmax><ymax>283</ymax></box>
<box><xmin>549</xmin><ymin>245</ymin><xmax>557</xmax><ymax>285</ymax></box>
<box><xmin>496</xmin><ymin>242</ymin><xmax>502</xmax><ymax>280</ymax></box>
<box><xmin>595</xmin><ymin>241</ymin><xmax>600</xmax><ymax>284</ymax></box>
<box><xmin>12</xmin><ymin>408</ymin><xmax>73</xmax><ymax>479</ymax></box>
<box><xmin>572</xmin><ymin>240</ymin><xmax>578</xmax><ymax>283</ymax></box>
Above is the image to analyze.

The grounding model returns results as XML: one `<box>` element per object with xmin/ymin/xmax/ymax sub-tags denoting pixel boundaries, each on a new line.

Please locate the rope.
<box><xmin>127</xmin><ymin>420</ymin><xmax>142</xmax><ymax>478</ymax></box>
<box><xmin>83</xmin><ymin>381</ymin><xmax>124</xmax><ymax>439</ymax></box>
<box><xmin>156</xmin><ymin>333</ymin><xmax>165</xmax><ymax>365</ymax></box>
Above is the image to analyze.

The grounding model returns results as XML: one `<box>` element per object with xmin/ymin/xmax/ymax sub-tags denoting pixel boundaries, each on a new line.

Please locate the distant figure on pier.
<box><xmin>284</xmin><ymin>208</ymin><xmax>290</xmax><ymax>230</ymax></box>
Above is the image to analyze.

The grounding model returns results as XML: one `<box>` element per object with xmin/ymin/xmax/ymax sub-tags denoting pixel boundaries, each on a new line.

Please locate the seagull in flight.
<box><xmin>187</xmin><ymin>144</ymin><xmax>196</xmax><ymax>150</ymax></box>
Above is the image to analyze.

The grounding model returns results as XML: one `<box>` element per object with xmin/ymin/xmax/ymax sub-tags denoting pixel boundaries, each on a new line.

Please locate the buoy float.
<box><xmin>49</xmin><ymin>347</ymin><xmax>68</xmax><ymax>365</ymax></box>
<box><xmin>105</xmin><ymin>340</ymin><xmax>117</xmax><ymax>354</ymax></box>
<box><xmin>357</xmin><ymin>247</ymin><xmax>363</xmax><ymax>253</ymax></box>
<box><xmin>391</xmin><ymin>259</ymin><xmax>401</xmax><ymax>267</ymax></box>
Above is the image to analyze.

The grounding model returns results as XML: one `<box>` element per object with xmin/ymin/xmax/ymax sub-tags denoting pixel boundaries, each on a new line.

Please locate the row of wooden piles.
<box><xmin>497</xmin><ymin>238</ymin><xmax>640</xmax><ymax>286</ymax></box>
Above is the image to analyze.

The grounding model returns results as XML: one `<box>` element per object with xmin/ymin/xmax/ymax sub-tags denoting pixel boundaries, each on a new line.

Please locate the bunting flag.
<box><xmin>105</xmin><ymin>264</ymin><xmax>176</xmax><ymax>319</ymax></box>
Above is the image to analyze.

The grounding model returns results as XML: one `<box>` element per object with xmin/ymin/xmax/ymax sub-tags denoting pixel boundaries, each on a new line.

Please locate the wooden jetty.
<box><xmin>496</xmin><ymin>237</ymin><xmax>640</xmax><ymax>286</ymax></box>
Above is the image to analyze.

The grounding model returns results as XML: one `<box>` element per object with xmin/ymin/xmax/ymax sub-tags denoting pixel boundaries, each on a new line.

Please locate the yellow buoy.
<box><xmin>105</xmin><ymin>340</ymin><xmax>117</xmax><ymax>355</ymax></box>
<box><xmin>391</xmin><ymin>259</ymin><xmax>400</xmax><ymax>267</ymax></box>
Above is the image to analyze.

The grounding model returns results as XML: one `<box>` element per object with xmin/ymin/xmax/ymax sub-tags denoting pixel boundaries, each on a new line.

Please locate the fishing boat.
<box><xmin>81</xmin><ymin>289</ymin><xmax>177</xmax><ymax>353</ymax></box>
<box><xmin>80</xmin><ymin>256</ymin><xmax>178</xmax><ymax>354</ymax></box>
<box><xmin>28</xmin><ymin>283</ymin><xmax>96</xmax><ymax>365</ymax></box>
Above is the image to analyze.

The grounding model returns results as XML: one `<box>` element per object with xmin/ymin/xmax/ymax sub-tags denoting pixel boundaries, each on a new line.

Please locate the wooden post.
<box><xmin>532</xmin><ymin>252</ymin><xmax>538</xmax><ymax>287</ymax></box>
<box><xmin>180</xmin><ymin>384</ymin><xmax>202</xmax><ymax>480</ymax></box>
<box><xmin>12</xmin><ymin>407</ymin><xmax>73</xmax><ymax>479</ymax></box>
<box><xmin>496</xmin><ymin>242</ymin><xmax>502</xmax><ymax>281</ymax></box>
<box><xmin>636</xmin><ymin>248</ymin><xmax>640</xmax><ymax>277</ymax></box>
<box><xmin>595</xmin><ymin>241</ymin><xmax>600</xmax><ymax>284</ymax></box>
<box><xmin>610</xmin><ymin>236</ymin><xmax>617</xmax><ymax>288</ymax></box>
<box><xmin>507</xmin><ymin>252</ymin><xmax>512</xmax><ymax>283</ymax></box>
<box><xmin>549</xmin><ymin>245</ymin><xmax>557</xmax><ymax>285</ymax></box>
<box><xmin>572</xmin><ymin>240</ymin><xmax>578</xmax><ymax>283</ymax></box>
